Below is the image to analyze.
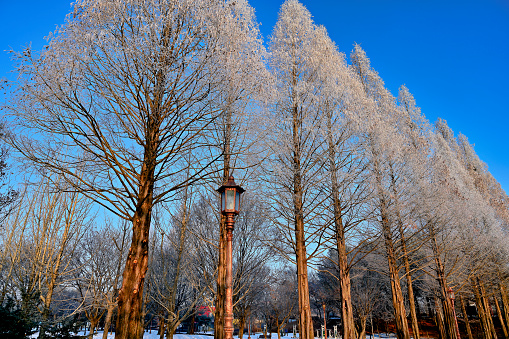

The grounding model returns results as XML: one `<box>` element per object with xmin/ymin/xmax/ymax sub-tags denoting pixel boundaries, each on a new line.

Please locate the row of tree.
<box><xmin>1</xmin><ymin>0</ymin><xmax>508</xmax><ymax>339</ymax></box>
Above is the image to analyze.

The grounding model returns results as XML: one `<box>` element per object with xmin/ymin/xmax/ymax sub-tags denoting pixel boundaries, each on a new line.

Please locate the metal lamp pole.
<box><xmin>217</xmin><ymin>176</ymin><xmax>245</xmax><ymax>339</ymax></box>
<box><xmin>448</xmin><ymin>287</ymin><xmax>461</xmax><ymax>339</ymax></box>
<box><xmin>322</xmin><ymin>303</ymin><xmax>327</xmax><ymax>339</ymax></box>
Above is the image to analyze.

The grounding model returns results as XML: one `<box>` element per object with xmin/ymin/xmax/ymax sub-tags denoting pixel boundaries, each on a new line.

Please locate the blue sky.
<box><xmin>1</xmin><ymin>0</ymin><xmax>508</xmax><ymax>194</ymax></box>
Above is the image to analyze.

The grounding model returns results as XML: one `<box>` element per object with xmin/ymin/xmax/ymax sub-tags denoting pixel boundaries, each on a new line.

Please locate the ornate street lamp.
<box><xmin>217</xmin><ymin>175</ymin><xmax>245</xmax><ymax>339</ymax></box>
<box><xmin>323</xmin><ymin>303</ymin><xmax>327</xmax><ymax>339</ymax></box>
<box><xmin>447</xmin><ymin>287</ymin><xmax>461</xmax><ymax>339</ymax></box>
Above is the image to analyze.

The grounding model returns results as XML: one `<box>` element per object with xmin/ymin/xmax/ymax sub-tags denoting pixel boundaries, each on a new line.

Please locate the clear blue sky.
<box><xmin>1</xmin><ymin>0</ymin><xmax>508</xmax><ymax>194</ymax></box>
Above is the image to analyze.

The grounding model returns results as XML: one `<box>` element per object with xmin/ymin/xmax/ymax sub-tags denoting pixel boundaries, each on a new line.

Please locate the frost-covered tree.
<box><xmin>266</xmin><ymin>1</ymin><xmax>331</xmax><ymax>338</ymax></box>
<box><xmin>202</xmin><ymin>2</ymin><xmax>269</xmax><ymax>338</ymax></box>
<box><xmin>350</xmin><ymin>44</ymin><xmax>411</xmax><ymax>339</ymax></box>
<box><xmin>311</xmin><ymin>27</ymin><xmax>371</xmax><ymax>339</ymax></box>
<box><xmin>5</xmin><ymin>0</ymin><xmax>263</xmax><ymax>337</ymax></box>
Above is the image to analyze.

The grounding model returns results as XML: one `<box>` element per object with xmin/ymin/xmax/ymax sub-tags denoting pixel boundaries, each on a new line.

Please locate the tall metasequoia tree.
<box><xmin>5</xmin><ymin>1</ymin><xmax>260</xmax><ymax>338</ymax></box>
<box><xmin>394</xmin><ymin>84</ymin><xmax>436</xmax><ymax>339</ymax></box>
<box><xmin>350</xmin><ymin>44</ymin><xmax>410</xmax><ymax>339</ymax></box>
<box><xmin>267</xmin><ymin>1</ymin><xmax>329</xmax><ymax>338</ymax></box>
<box><xmin>210</xmin><ymin>3</ymin><xmax>268</xmax><ymax>339</ymax></box>
<box><xmin>313</xmin><ymin>28</ymin><xmax>368</xmax><ymax>339</ymax></box>
<box><xmin>423</xmin><ymin>119</ymin><xmax>502</xmax><ymax>339</ymax></box>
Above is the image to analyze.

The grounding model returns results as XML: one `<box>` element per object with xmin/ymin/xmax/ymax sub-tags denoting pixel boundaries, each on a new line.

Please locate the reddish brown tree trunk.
<box><xmin>473</xmin><ymin>279</ymin><xmax>493</xmax><ymax>339</ymax></box>
<box><xmin>325</xmin><ymin>112</ymin><xmax>355</xmax><ymax>339</ymax></box>
<box><xmin>215</xmin><ymin>213</ymin><xmax>227</xmax><ymax>339</ymax></box>
<box><xmin>501</xmin><ymin>284</ymin><xmax>509</xmax><ymax>333</ymax></box>
<box><xmin>435</xmin><ymin>297</ymin><xmax>446</xmax><ymax>339</ymax></box>
<box><xmin>116</xmin><ymin>162</ymin><xmax>154</xmax><ymax>339</ymax></box>
<box><xmin>390</xmin><ymin>168</ymin><xmax>420</xmax><ymax>339</ymax></box>
<box><xmin>479</xmin><ymin>282</ymin><xmax>498</xmax><ymax>339</ymax></box>
<box><xmin>460</xmin><ymin>296</ymin><xmax>473</xmax><ymax>339</ymax></box>
<box><xmin>292</xmin><ymin>93</ymin><xmax>313</xmax><ymax>339</ymax></box>
<box><xmin>429</xmin><ymin>228</ymin><xmax>458</xmax><ymax>339</ymax></box>
<box><xmin>158</xmin><ymin>315</ymin><xmax>166</xmax><ymax>339</ymax></box>
<box><xmin>216</xmin><ymin>101</ymin><xmax>233</xmax><ymax>339</ymax></box>
<box><xmin>380</xmin><ymin>203</ymin><xmax>410</xmax><ymax>339</ymax></box>
<box><xmin>494</xmin><ymin>296</ymin><xmax>509</xmax><ymax>339</ymax></box>
<box><xmin>103</xmin><ymin>303</ymin><xmax>116</xmax><ymax>339</ymax></box>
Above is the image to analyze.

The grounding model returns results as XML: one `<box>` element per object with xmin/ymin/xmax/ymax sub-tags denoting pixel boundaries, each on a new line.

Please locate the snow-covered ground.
<box><xmin>79</xmin><ymin>332</ymin><xmax>401</xmax><ymax>339</ymax></box>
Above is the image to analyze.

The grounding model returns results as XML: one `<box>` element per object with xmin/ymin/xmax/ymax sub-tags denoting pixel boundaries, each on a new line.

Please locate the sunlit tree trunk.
<box><xmin>116</xmin><ymin>159</ymin><xmax>155</xmax><ymax>339</ymax></box>
<box><xmin>501</xmin><ymin>284</ymin><xmax>509</xmax><ymax>334</ymax></box>
<box><xmin>479</xmin><ymin>281</ymin><xmax>498</xmax><ymax>339</ymax></box>
<box><xmin>460</xmin><ymin>295</ymin><xmax>474</xmax><ymax>339</ymax></box>
<box><xmin>325</xmin><ymin>111</ymin><xmax>356</xmax><ymax>339</ymax></box>
<box><xmin>435</xmin><ymin>297</ymin><xmax>447</xmax><ymax>339</ymax></box>
<box><xmin>494</xmin><ymin>296</ymin><xmax>508</xmax><ymax>339</ymax></box>
<box><xmin>375</xmin><ymin>160</ymin><xmax>410</xmax><ymax>339</ymax></box>
<box><xmin>473</xmin><ymin>279</ymin><xmax>493</xmax><ymax>339</ymax></box>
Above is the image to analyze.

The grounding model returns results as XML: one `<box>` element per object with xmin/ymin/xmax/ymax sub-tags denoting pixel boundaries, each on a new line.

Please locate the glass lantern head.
<box><xmin>447</xmin><ymin>287</ymin><xmax>455</xmax><ymax>300</ymax></box>
<box><xmin>217</xmin><ymin>175</ymin><xmax>245</xmax><ymax>215</ymax></box>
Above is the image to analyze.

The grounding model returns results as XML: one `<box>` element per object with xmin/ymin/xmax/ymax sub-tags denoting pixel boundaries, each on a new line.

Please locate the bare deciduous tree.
<box><xmin>5</xmin><ymin>1</ymin><xmax>262</xmax><ymax>337</ymax></box>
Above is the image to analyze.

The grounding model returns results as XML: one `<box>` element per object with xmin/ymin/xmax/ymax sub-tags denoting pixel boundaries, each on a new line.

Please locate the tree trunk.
<box><xmin>405</xmin><ymin>271</ymin><xmax>420</xmax><ymax>339</ymax></box>
<box><xmin>326</xmin><ymin>112</ymin><xmax>355</xmax><ymax>339</ymax></box>
<box><xmin>189</xmin><ymin>310</ymin><xmax>196</xmax><ymax>334</ymax></box>
<box><xmin>239</xmin><ymin>314</ymin><xmax>246</xmax><ymax>339</ymax></box>
<box><xmin>115</xmin><ymin>162</ymin><xmax>154</xmax><ymax>339</ymax></box>
<box><xmin>389</xmin><ymin>167</ymin><xmax>420</xmax><ymax>339</ymax></box>
<box><xmin>501</xmin><ymin>284</ymin><xmax>509</xmax><ymax>333</ymax></box>
<box><xmin>292</xmin><ymin>75</ymin><xmax>313</xmax><ymax>339</ymax></box>
<box><xmin>102</xmin><ymin>304</ymin><xmax>116</xmax><ymax>339</ymax></box>
<box><xmin>429</xmin><ymin>229</ymin><xmax>457</xmax><ymax>339</ymax></box>
<box><xmin>356</xmin><ymin>316</ymin><xmax>366</xmax><ymax>339</ymax></box>
<box><xmin>459</xmin><ymin>296</ymin><xmax>473</xmax><ymax>339</ymax></box>
<box><xmin>216</xmin><ymin>216</ymin><xmax>227</xmax><ymax>339</ymax></box>
<box><xmin>473</xmin><ymin>279</ymin><xmax>492</xmax><ymax>339</ymax></box>
<box><xmin>479</xmin><ymin>282</ymin><xmax>498</xmax><ymax>339</ymax></box>
<box><xmin>380</xmin><ymin>206</ymin><xmax>410</xmax><ymax>339</ymax></box>
<box><xmin>216</xmin><ymin>101</ymin><xmax>232</xmax><ymax>339</ymax></box>
<box><xmin>494</xmin><ymin>296</ymin><xmax>509</xmax><ymax>339</ymax></box>
<box><xmin>159</xmin><ymin>315</ymin><xmax>166</xmax><ymax>339</ymax></box>
<box><xmin>89</xmin><ymin>318</ymin><xmax>99</xmax><ymax>339</ymax></box>
<box><xmin>435</xmin><ymin>297</ymin><xmax>447</xmax><ymax>339</ymax></box>
<box><xmin>167</xmin><ymin>326</ymin><xmax>176</xmax><ymax>339</ymax></box>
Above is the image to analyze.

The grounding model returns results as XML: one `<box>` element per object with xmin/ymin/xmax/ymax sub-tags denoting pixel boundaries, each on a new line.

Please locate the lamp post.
<box><xmin>217</xmin><ymin>176</ymin><xmax>245</xmax><ymax>339</ymax></box>
<box><xmin>322</xmin><ymin>303</ymin><xmax>327</xmax><ymax>339</ymax></box>
<box><xmin>447</xmin><ymin>287</ymin><xmax>461</xmax><ymax>339</ymax></box>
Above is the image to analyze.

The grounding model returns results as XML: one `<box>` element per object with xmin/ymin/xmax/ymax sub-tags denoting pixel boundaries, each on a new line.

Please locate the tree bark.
<box><xmin>239</xmin><ymin>313</ymin><xmax>246</xmax><ymax>339</ymax></box>
<box><xmin>479</xmin><ymin>282</ymin><xmax>498</xmax><ymax>339</ymax></box>
<box><xmin>429</xmin><ymin>228</ymin><xmax>458</xmax><ymax>339</ymax></box>
<box><xmin>158</xmin><ymin>315</ymin><xmax>166</xmax><ymax>339</ymax></box>
<box><xmin>291</xmin><ymin>66</ymin><xmax>313</xmax><ymax>339</ymax></box>
<box><xmin>103</xmin><ymin>303</ymin><xmax>116</xmax><ymax>339</ymax></box>
<box><xmin>216</xmin><ymin>215</ymin><xmax>227</xmax><ymax>339</ymax></box>
<box><xmin>473</xmin><ymin>279</ymin><xmax>492</xmax><ymax>339</ymax></box>
<box><xmin>89</xmin><ymin>318</ymin><xmax>99</xmax><ymax>339</ymax></box>
<box><xmin>390</xmin><ymin>168</ymin><xmax>420</xmax><ymax>339</ymax></box>
<box><xmin>380</xmin><ymin>202</ymin><xmax>410</xmax><ymax>339</ymax></box>
<box><xmin>501</xmin><ymin>284</ymin><xmax>509</xmax><ymax>333</ymax></box>
<box><xmin>435</xmin><ymin>297</ymin><xmax>446</xmax><ymax>339</ymax></box>
<box><xmin>494</xmin><ymin>296</ymin><xmax>509</xmax><ymax>339</ymax></box>
<box><xmin>459</xmin><ymin>295</ymin><xmax>473</xmax><ymax>339</ymax></box>
<box><xmin>356</xmin><ymin>316</ymin><xmax>366</xmax><ymax>339</ymax></box>
<box><xmin>326</xmin><ymin>111</ymin><xmax>356</xmax><ymax>339</ymax></box>
<box><xmin>216</xmin><ymin>99</ymin><xmax>233</xmax><ymax>339</ymax></box>
<box><xmin>115</xmin><ymin>160</ymin><xmax>155</xmax><ymax>339</ymax></box>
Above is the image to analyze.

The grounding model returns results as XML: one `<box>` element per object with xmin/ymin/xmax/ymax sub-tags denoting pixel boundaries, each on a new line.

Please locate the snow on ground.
<box><xmin>81</xmin><ymin>332</ymin><xmax>401</xmax><ymax>339</ymax></box>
